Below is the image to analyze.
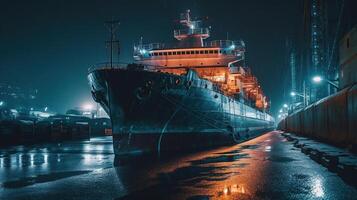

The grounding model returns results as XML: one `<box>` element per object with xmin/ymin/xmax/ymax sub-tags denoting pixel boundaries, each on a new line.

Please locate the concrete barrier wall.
<box><xmin>348</xmin><ymin>84</ymin><xmax>357</xmax><ymax>145</ymax></box>
<box><xmin>278</xmin><ymin>83</ymin><xmax>357</xmax><ymax>147</ymax></box>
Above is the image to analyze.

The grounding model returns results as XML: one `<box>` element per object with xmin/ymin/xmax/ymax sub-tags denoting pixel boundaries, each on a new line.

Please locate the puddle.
<box><xmin>268</xmin><ymin>156</ymin><xmax>296</xmax><ymax>163</ymax></box>
<box><xmin>2</xmin><ymin>170</ymin><xmax>92</xmax><ymax>188</ymax></box>
<box><xmin>190</xmin><ymin>154</ymin><xmax>249</xmax><ymax>165</ymax></box>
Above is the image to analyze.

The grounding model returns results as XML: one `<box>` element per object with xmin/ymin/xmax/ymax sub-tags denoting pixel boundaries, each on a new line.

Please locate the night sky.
<box><xmin>0</xmin><ymin>0</ymin><xmax>303</xmax><ymax>115</ymax></box>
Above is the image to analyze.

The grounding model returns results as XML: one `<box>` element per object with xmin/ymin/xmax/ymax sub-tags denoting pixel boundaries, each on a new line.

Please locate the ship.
<box><xmin>88</xmin><ymin>10</ymin><xmax>275</xmax><ymax>159</ymax></box>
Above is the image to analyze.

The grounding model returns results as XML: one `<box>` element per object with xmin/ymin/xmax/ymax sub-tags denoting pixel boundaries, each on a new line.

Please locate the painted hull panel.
<box><xmin>88</xmin><ymin>67</ymin><xmax>274</xmax><ymax>157</ymax></box>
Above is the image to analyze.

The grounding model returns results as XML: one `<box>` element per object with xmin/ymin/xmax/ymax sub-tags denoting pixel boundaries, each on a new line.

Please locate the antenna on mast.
<box><xmin>105</xmin><ymin>19</ymin><xmax>120</xmax><ymax>68</ymax></box>
<box><xmin>140</xmin><ymin>36</ymin><xmax>143</xmax><ymax>46</ymax></box>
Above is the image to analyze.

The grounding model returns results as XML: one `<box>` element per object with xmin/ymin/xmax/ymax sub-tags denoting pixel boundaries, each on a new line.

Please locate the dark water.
<box><xmin>1</xmin><ymin>133</ymin><xmax>357</xmax><ymax>200</ymax></box>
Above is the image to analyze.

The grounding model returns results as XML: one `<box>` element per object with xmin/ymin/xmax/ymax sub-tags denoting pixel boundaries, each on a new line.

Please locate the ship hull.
<box><xmin>88</xmin><ymin>66</ymin><xmax>274</xmax><ymax>158</ymax></box>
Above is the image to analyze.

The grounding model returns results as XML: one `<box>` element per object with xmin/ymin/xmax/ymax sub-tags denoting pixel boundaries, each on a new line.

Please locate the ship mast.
<box><xmin>174</xmin><ymin>10</ymin><xmax>210</xmax><ymax>47</ymax></box>
<box><xmin>105</xmin><ymin>20</ymin><xmax>120</xmax><ymax>68</ymax></box>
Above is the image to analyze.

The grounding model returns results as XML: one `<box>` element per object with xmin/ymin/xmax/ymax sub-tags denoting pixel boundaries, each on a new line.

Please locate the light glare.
<box><xmin>83</xmin><ymin>103</ymin><xmax>94</xmax><ymax>111</ymax></box>
<box><xmin>312</xmin><ymin>76</ymin><xmax>322</xmax><ymax>83</ymax></box>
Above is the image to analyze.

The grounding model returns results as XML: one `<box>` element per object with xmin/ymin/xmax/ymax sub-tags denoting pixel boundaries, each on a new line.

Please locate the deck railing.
<box><xmin>88</xmin><ymin>62</ymin><xmax>161</xmax><ymax>73</ymax></box>
<box><xmin>134</xmin><ymin>43</ymin><xmax>166</xmax><ymax>51</ymax></box>
<box><xmin>173</xmin><ymin>28</ymin><xmax>210</xmax><ymax>38</ymax></box>
<box><xmin>206</xmin><ymin>40</ymin><xmax>245</xmax><ymax>49</ymax></box>
<box><xmin>134</xmin><ymin>39</ymin><xmax>245</xmax><ymax>52</ymax></box>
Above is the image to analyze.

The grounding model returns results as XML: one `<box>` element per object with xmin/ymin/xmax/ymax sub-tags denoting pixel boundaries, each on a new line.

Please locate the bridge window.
<box><xmin>159</xmin><ymin>52</ymin><xmax>163</xmax><ymax>56</ymax></box>
<box><xmin>177</xmin><ymin>51</ymin><xmax>181</xmax><ymax>55</ymax></box>
<box><xmin>209</xmin><ymin>50</ymin><xmax>214</xmax><ymax>54</ymax></box>
<box><xmin>200</xmin><ymin>50</ymin><xmax>204</xmax><ymax>54</ymax></box>
<box><xmin>214</xmin><ymin>50</ymin><xmax>218</xmax><ymax>54</ymax></box>
<box><xmin>173</xmin><ymin>51</ymin><xmax>177</xmax><ymax>55</ymax></box>
<box><xmin>204</xmin><ymin>50</ymin><xmax>209</xmax><ymax>54</ymax></box>
<box><xmin>182</xmin><ymin>51</ymin><xmax>186</xmax><ymax>55</ymax></box>
<box><xmin>163</xmin><ymin>52</ymin><xmax>167</xmax><ymax>55</ymax></box>
<box><xmin>186</xmin><ymin>51</ymin><xmax>190</xmax><ymax>54</ymax></box>
<box><xmin>168</xmin><ymin>52</ymin><xmax>172</xmax><ymax>55</ymax></box>
<box><xmin>195</xmin><ymin>50</ymin><xmax>199</xmax><ymax>54</ymax></box>
<box><xmin>154</xmin><ymin>52</ymin><xmax>158</xmax><ymax>56</ymax></box>
<box><xmin>191</xmin><ymin>51</ymin><xmax>195</xmax><ymax>54</ymax></box>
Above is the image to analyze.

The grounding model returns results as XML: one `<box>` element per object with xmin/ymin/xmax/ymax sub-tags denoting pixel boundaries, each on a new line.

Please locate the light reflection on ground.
<box><xmin>312</xmin><ymin>176</ymin><xmax>324</xmax><ymax>198</ymax></box>
<box><xmin>0</xmin><ymin>137</ymin><xmax>114</xmax><ymax>182</ymax></box>
<box><xmin>0</xmin><ymin>133</ymin><xmax>356</xmax><ymax>200</ymax></box>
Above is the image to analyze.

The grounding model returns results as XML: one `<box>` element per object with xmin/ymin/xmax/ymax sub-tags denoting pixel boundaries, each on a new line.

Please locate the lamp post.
<box><xmin>82</xmin><ymin>103</ymin><xmax>95</xmax><ymax>118</ymax></box>
<box><xmin>290</xmin><ymin>90</ymin><xmax>307</xmax><ymax>107</ymax></box>
<box><xmin>312</xmin><ymin>75</ymin><xmax>339</xmax><ymax>89</ymax></box>
<box><xmin>278</xmin><ymin>103</ymin><xmax>289</xmax><ymax>121</ymax></box>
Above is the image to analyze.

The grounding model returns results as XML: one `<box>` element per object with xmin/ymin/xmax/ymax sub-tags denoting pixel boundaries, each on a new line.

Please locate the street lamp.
<box><xmin>290</xmin><ymin>91</ymin><xmax>306</xmax><ymax>99</ymax></box>
<box><xmin>290</xmin><ymin>90</ymin><xmax>307</xmax><ymax>108</ymax></box>
<box><xmin>290</xmin><ymin>91</ymin><xmax>306</xmax><ymax>98</ymax></box>
<box><xmin>283</xmin><ymin>104</ymin><xmax>288</xmax><ymax>108</ymax></box>
<box><xmin>0</xmin><ymin>101</ymin><xmax>3</xmax><ymax>106</ymax></box>
<box><xmin>82</xmin><ymin>103</ymin><xmax>94</xmax><ymax>111</ymax></box>
<box><xmin>312</xmin><ymin>75</ymin><xmax>339</xmax><ymax>89</ymax></box>
<box><xmin>312</xmin><ymin>75</ymin><xmax>322</xmax><ymax>83</ymax></box>
<box><xmin>290</xmin><ymin>91</ymin><xmax>305</xmax><ymax>107</ymax></box>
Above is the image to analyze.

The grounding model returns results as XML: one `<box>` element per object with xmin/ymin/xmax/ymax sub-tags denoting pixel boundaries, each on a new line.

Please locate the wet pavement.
<box><xmin>1</xmin><ymin>131</ymin><xmax>357</xmax><ymax>199</ymax></box>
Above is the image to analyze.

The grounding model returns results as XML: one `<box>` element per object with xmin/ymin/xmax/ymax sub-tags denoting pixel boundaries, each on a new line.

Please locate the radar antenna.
<box><xmin>180</xmin><ymin>9</ymin><xmax>193</xmax><ymax>28</ymax></box>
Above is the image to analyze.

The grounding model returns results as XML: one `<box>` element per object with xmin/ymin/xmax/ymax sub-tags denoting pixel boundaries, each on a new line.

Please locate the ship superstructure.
<box><xmin>88</xmin><ymin>10</ymin><xmax>274</xmax><ymax>159</ymax></box>
<box><xmin>133</xmin><ymin>10</ymin><xmax>268</xmax><ymax>110</ymax></box>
